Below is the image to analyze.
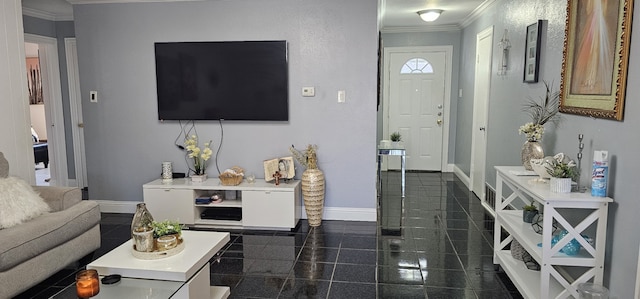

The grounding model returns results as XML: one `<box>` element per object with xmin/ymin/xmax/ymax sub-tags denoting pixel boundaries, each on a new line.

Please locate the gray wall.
<box><xmin>380</xmin><ymin>31</ymin><xmax>462</xmax><ymax>163</ymax></box>
<box><xmin>457</xmin><ymin>0</ymin><xmax>640</xmax><ymax>296</ymax></box>
<box><xmin>23</xmin><ymin>16</ymin><xmax>76</xmax><ymax>179</ymax></box>
<box><xmin>73</xmin><ymin>0</ymin><xmax>378</xmax><ymax>210</ymax></box>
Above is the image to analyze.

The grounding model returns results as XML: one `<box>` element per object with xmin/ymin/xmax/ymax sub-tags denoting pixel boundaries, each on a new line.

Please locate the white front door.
<box><xmin>471</xmin><ymin>27</ymin><xmax>493</xmax><ymax>201</ymax></box>
<box><xmin>386</xmin><ymin>50</ymin><xmax>447</xmax><ymax>171</ymax></box>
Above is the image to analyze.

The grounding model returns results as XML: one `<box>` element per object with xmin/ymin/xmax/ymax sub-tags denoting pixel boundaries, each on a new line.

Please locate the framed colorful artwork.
<box><xmin>559</xmin><ymin>0</ymin><xmax>633</xmax><ymax>120</ymax></box>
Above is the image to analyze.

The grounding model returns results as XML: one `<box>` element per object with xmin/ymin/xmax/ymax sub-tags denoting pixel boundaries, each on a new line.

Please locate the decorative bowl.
<box><xmin>530</xmin><ymin>157</ymin><xmax>552</xmax><ymax>179</ymax></box>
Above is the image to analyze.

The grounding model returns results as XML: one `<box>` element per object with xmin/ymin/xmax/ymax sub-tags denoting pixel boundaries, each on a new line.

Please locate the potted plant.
<box><xmin>151</xmin><ymin>220</ymin><xmax>182</xmax><ymax>251</ymax></box>
<box><xmin>546</xmin><ymin>153</ymin><xmax>578</xmax><ymax>193</ymax></box>
<box><xmin>519</xmin><ymin>81</ymin><xmax>560</xmax><ymax>170</ymax></box>
<box><xmin>184</xmin><ymin>135</ymin><xmax>213</xmax><ymax>182</ymax></box>
<box><xmin>523</xmin><ymin>204</ymin><xmax>539</xmax><ymax>223</ymax></box>
<box><xmin>151</xmin><ymin>220</ymin><xmax>182</xmax><ymax>238</ymax></box>
<box><xmin>390</xmin><ymin>132</ymin><xmax>402</xmax><ymax>148</ymax></box>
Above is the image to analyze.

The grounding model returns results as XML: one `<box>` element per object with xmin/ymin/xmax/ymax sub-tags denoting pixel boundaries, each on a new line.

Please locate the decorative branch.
<box><xmin>289</xmin><ymin>144</ymin><xmax>318</xmax><ymax>170</ymax></box>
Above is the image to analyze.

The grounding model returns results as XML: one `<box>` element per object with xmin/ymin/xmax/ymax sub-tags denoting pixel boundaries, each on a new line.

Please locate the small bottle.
<box><xmin>591</xmin><ymin>151</ymin><xmax>609</xmax><ymax>197</ymax></box>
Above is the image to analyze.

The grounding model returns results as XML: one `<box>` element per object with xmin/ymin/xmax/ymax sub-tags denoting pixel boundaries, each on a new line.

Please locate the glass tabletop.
<box><xmin>50</xmin><ymin>277</ymin><xmax>184</xmax><ymax>299</ymax></box>
<box><xmin>377</xmin><ymin>147</ymin><xmax>406</xmax><ymax>155</ymax></box>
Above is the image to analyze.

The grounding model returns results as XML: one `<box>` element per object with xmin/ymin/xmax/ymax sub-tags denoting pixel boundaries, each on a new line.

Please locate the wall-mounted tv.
<box><xmin>155</xmin><ymin>40</ymin><xmax>288</xmax><ymax>121</ymax></box>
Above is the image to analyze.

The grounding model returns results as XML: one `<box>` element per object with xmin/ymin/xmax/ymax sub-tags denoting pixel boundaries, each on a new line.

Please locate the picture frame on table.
<box><xmin>524</xmin><ymin>20</ymin><xmax>543</xmax><ymax>83</ymax></box>
<box><xmin>559</xmin><ymin>0</ymin><xmax>633</xmax><ymax>121</ymax></box>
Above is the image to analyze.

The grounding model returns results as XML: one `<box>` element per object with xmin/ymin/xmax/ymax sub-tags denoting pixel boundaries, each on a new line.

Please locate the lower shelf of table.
<box><xmin>495</xmin><ymin>250</ymin><xmax>564</xmax><ymax>299</ymax></box>
<box><xmin>50</xmin><ymin>278</ymin><xmax>230</xmax><ymax>299</ymax></box>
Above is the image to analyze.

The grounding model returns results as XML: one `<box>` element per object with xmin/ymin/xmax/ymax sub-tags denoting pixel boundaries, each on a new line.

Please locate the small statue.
<box><xmin>272</xmin><ymin>171</ymin><xmax>282</xmax><ymax>185</ymax></box>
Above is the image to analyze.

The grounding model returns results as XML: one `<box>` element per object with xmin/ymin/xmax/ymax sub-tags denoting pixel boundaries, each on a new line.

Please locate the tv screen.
<box><xmin>155</xmin><ymin>41</ymin><xmax>288</xmax><ymax>121</ymax></box>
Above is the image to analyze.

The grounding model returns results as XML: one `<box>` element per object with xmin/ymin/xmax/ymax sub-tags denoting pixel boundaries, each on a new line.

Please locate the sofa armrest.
<box><xmin>31</xmin><ymin>186</ymin><xmax>82</xmax><ymax>212</ymax></box>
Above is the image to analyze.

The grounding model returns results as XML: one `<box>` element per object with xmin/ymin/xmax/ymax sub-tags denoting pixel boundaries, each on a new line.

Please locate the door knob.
<box><xmin>437</xmin><ymin>119</ymin><xmax>442</xmax><ymax>125</ymax></box>
<box><xmin>437</xmin><ymin>104</ymin><xmax>443</xmax><ymax>109</ymax></box>
<box><xmin>78</xmin><ymin>123</ymin><xmax>85</xmax><ymax>128</ymax></box>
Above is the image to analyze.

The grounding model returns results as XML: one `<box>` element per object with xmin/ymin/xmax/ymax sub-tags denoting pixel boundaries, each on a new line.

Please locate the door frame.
<box><xmin>470</xmin><ymin>27</ymin><xmax>493</xmax><ymax>202</ymax></box>
<box><xmin>24</xmin><ymin>33</ymin><xmax>69</xmax><ymax>186</ymax></box>
<box><xmin>65</xmin><ymin>38</ymin><xmax>88</xmax><ymax>188</ymax></box>
<box><xmin>382</xmin><ymin>46</ymin><xmax>453</xmax><ymax>171</ymax></box>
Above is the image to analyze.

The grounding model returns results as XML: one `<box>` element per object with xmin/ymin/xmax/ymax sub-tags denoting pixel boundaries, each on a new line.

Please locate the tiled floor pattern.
<box><xmin>15</xmin><ymin>172</ymin><xmax>522</xmax><ymax>298</ymax></box>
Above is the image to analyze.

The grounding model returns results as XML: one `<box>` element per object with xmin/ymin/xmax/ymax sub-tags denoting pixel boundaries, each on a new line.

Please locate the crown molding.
<box><xmin>22</xmin><ymin>7</ymin><xmax>74</xmax><ymax>22</ymax></box>
<box><xmin>381</xmin><ymin>24</ymin><xmax>461</xmax><ymax>34</ymax></box>
<box><xmin>460</xmin><ymin>0</ymin><xmax>500</xmax><ymax>28</ymax></box>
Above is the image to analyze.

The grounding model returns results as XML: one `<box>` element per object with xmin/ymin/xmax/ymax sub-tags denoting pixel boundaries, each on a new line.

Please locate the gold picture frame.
<box><xmin>559</xmin><ymin>0</ymin><xmax>634</xmax><ymax>121</ymax></box>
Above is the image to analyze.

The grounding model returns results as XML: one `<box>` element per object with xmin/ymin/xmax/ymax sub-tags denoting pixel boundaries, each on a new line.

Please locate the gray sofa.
<box><xmin>0</xmin><ymin>154</ymin><xmax>101</xmax><ymax>298</ymax></box>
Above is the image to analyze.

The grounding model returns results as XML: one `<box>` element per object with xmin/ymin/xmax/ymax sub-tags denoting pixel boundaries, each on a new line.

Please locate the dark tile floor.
<box><xmin>15</xmin><ymin>171</ymin><xmax>522</xmax><ymax>298</ymax></box>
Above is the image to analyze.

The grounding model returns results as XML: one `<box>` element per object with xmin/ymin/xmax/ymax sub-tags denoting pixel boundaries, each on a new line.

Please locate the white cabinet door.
<box><xmin>143</xmin><ymin>189</ymin><xmax>195</xmax><ymax>225</ymax></box>
<box><xmin>242</xmin><ymin>190</ymin><xmax>294</xmax><ymax>228</ymax></box>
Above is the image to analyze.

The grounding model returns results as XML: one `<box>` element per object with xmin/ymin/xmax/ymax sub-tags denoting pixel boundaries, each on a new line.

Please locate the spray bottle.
<box><xmin>591</xmin><ymin>151</ymin><xmax>609</xmax><ymax>197</ymax></box>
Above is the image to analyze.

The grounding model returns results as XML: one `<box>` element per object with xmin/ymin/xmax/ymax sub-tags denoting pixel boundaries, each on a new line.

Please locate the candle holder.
<box><xmin>76</xmin><ymin>269</ymin><xmax>100</xmax><ymax>298</ymax></box>
<box><xmin>576</xmin><ymin>134</ymin><xmax>586</xmax><ymax>192</ymax></box>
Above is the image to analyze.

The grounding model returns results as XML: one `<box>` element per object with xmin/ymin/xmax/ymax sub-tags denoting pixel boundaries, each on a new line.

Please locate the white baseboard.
<box><xmin>445</xmin><ymin>163</ymin><xmax>455</xmax><ymax>172</ymax></box>
<box><xmin>453</xmin><ymin>165</ymin><xmax>470</xmax><ymax>190</ymax></box>
<box><xmin>302</xmin><ymin>206</ymin><xmax>377</xmax><ymax>222</ymax></box>
<box><xmin>96</xmin><ymin>200</ymin><xmax>377</xmax><ymax>222</ymax></box>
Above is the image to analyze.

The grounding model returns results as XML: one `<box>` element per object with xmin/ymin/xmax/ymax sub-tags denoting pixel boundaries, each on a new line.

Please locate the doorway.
<box><xmin>25</xmin><ymin>42</ymin><xmax>50</xmax><ymax>185</ymax></box>
<box><xmin>470</xmin><ymin>27</ymin><xmax>493</xmax><ymax>202</ymax></box>
<box><xmin>382</xmin><ymin>46</ymin><xmax>452</xmax><ymax>171</ymax></box>
<box><xmin>24</xmin><ymin>34</ymin><xmax>68</xmax><ymax>186</ymax></box>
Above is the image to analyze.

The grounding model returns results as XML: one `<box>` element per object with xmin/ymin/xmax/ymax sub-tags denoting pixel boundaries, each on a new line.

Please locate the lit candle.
<box><xmin>76</xmin><ymin>269</ymin><xmax>100</xmax><ymax>298</ymax></box>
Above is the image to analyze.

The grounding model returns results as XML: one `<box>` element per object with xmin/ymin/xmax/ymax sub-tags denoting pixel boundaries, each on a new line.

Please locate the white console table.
<box><xmin>143</xmin><ymin>178</ymin><xmax>301</xmax><ymax>230</ymax></box>
<box><xmin>494</xmin><ymin>166</ymin><xmax>611</xmax><ymax>299</ymax></box>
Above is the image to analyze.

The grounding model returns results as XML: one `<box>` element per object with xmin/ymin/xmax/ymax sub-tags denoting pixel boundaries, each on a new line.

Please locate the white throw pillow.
<box><xmin>0</xmin><ymin>177</ymin><xmax>50</xmax><ymax>229</ymax></box>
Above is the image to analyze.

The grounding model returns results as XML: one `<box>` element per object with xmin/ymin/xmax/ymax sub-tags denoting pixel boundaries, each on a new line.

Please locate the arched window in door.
<box><xmin>400</xmin><ymin>58</ymin><xmax>434</xmax><ymax>74</ymax></box>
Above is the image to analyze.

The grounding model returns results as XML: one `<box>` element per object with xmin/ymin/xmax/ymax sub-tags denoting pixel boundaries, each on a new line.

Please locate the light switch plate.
<box><xmin>90</xmin><ymin>91</ymin><xmax>98</xmax><ymax>103</ymax></box>
<box><xmin>338</xmin><ymin>90</ymin><xmax>346</xmax><ymax>103</ymax></box>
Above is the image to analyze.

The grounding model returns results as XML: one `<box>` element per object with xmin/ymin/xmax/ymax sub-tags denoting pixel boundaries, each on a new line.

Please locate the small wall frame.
<box><xmin>523</xmin><ymin>20</ymin><xmax>543</xmax><ymax>83</ymax></box>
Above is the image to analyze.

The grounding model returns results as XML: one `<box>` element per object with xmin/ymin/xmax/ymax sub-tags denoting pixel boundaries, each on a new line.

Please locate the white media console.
<box><xmin>143</xmin><ymin>178</ymin><xmax>301</xmax><ymax>230</ymax></box>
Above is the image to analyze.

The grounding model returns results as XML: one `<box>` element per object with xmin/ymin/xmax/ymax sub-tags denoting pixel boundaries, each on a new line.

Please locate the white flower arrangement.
<box><xmin>518</xmin><ymin>122</ymin><xmax>544</xmax><ymax>142</ymax></box>
<box><xmin>184</xmin><ymin>135</ymin><xmax>213</xmax><ymax>175</ymax></box>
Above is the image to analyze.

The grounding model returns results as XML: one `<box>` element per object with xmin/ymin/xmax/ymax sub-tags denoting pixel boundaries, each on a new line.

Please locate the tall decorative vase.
<box><xmin>521</xmin><ymin>140</ymin><xmax>544</xmax><ymax>170</ymax></box>
<box><xmin>131</xmin><ymin>203</ymin><xmax>155</xmax><ymax>252</ymax></box>
<box><xmin>290</xmin><ymin>144</ymin><xmax>326</xmax><ymax>227</ymax></box>
<box><xmin>302</xmin><ymin>168</ymin><xmax>325</xmax><ymax>227</ymax></box>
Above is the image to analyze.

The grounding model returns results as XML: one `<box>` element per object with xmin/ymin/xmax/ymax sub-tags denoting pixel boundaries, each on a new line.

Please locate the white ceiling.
<box><xmin>21</xmin><ymin>0</ymin><xmax>492</xmax><ymax>31</ymax></box>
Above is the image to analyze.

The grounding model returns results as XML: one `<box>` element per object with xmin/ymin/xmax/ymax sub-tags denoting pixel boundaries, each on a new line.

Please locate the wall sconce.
<box><xmin>417</xmin><ymin>9</ymin><xmax>443</xmax><ymax>22</ymax></box>
<box><xmin>498</xmin><ymin>29</ymin><xmax>511</xmax><ymax>76</ymax></box>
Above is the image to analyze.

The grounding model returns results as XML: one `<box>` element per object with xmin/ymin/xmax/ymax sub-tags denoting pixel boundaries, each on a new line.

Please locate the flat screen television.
<box><xmin>155</xmin><ymin>40</ymin><xmax>288</xmax><ymax>121</ymax></box>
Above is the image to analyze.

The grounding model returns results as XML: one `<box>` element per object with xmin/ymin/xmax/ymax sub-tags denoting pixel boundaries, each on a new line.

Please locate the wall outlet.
<box><xmin>302</xmin><ymin>87</ymin><xmax>315</xmax><ymax>97</ymax></box>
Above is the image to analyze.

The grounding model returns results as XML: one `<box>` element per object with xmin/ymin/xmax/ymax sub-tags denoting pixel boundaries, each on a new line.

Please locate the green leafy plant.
<box><xmin>151</xmin><ymin>220</ymin><xmax>182</xmax><ymax>238</ymax></box>
<box><xmin>390</xmin><ymin>132</ymin><xmax>402</xmax><ymax>142</ymax></box>
<box><xmin>518</xmin><ymin>81</ymin><xmax>560</xmax><ymax>141</ymax></box>
<box><xmin>523</xmin><ymin>204</ymin><xmax>538</xmax><ymax>212</ymax></box>
<box><xmin>522</xmin><ymin>81</ymin><xmax>560</xmax><ymax>126</ymax></box>
<box><xmin>546</xmin><ymin>153</ymin><xmax>578</xmax><ymax>180</ymax></box>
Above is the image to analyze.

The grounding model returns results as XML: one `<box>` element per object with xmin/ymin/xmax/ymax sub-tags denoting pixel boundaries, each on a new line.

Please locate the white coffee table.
<box><xmin>87</xmin><ymin>230</ymin><xmax>230</xmax><ymax>299</ymax></box>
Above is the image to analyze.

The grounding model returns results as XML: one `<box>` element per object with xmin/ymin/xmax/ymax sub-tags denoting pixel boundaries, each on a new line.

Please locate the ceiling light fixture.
<box><xmin>417</xmin><ymin>9</ymin><xmax>443</xmax><ymax>22</ymax></box>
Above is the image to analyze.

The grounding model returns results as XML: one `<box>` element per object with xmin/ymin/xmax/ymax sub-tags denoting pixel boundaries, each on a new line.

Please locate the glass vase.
<box><xmin>521</xmin><ymin>140</ymin><xmax>544</xmax><ymax>170</ymax></box>
<box><xmin>131</xmin><ymin>203</ymin><xmax>154</xmax><ymax>251</ymax></box>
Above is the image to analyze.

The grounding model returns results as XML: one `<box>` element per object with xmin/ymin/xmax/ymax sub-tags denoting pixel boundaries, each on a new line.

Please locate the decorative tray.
<box><xmin>131</xmin><ymin>237</ymin><xmax>184</xmax><ymax>260</ymax></box>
